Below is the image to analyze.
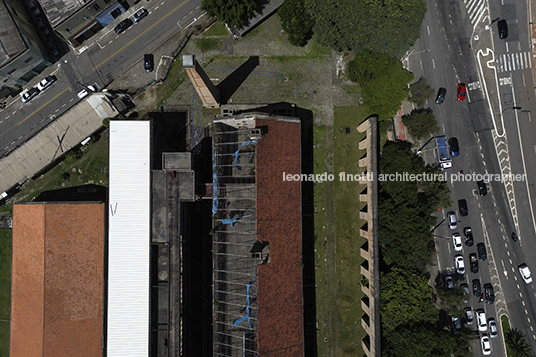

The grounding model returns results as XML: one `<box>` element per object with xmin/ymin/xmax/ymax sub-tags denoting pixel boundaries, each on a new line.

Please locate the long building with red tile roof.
<box><xmin>212</xmin><ymin>114</ymin><xmax>304</xmax><ymax>356</ymax></box>
<box><xmin>11</xmin><ymin>202</ymin><xmax>105</xmax><ymax>357</ymax></box>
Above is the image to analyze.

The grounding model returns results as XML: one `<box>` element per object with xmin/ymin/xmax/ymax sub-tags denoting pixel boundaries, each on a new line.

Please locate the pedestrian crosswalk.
<box><xmin>496</xmin><ymin>52</ymin><xmax>532</xmax><ymax>73</ymax></box>
<box><xmin>464</xmin><ymin>0</ymin><xmax>488</xmax><ymax>27</ymax></box>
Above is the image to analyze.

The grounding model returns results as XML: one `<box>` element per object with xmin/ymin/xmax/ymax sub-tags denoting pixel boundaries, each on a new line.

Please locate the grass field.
<box><xmin>202</xmin><ymin>22</ymin><xmax>229</xmax><ymax>37</ymax></box>
<box><xmin>315</xmin><ymin>106</ymin><xmax>370</xmax><ymax>356</ymax></box>
<box><xmin>0</xmin><ymin>229</ymin><xmax>11</xmax><ymax>357</ymax></box>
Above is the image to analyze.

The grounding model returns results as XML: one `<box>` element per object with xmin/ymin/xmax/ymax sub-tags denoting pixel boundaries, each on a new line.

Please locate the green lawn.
<box><xmin>203</xmin><ymin>22</ymin><xmax>229</xmax><ymax>37</ymax></box>
<box><xmin>315</xmin><ymin>106</ymin><xmax>371</xmax><ymax>356</ymax></box>
<box><xmin>0</xmin><ymin>230</ymin><xmax>11</xmax><ymax>357</ymax></box>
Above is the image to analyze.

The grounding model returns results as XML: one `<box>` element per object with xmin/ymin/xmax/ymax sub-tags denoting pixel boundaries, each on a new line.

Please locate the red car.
<box><xmin>457</xmin><ymin>83</ymin><xmax>466</xmax><ymax>101</ymax></box>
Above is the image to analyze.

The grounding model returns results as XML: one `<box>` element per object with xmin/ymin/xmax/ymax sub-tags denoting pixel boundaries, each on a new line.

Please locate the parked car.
<box><xmin>448</xmin><ymin>211</ymin><xmax>457</xmax><ymax>230</ymax></box>
<box><xmin>464</xmin><ymin>227</ymin><xmax>474</xmax><ymax>246</ymax></box>
<box><xmin>461</xmin><ymin>283</ymin><xmax>470</xmax><ymax>303</ymax></box>
<box><xmin>455</xmin><ymin>255</ymin><xmax>466</xmax><ymax>275</ymax></box>
<box><xmin>452</xmin><ymin>233</ymin><xmax>463</xmax><ymax>252</ymax></box>
<box><xmin>484</xmin><ymin>283</ymin><xmax>495</xmax><ymax>304</ymax></box>
<box><xmin>21</xmin><ymin>87</ymin><xmax>40</xmax><ymax>103</ymax></box>
<box><xmin>449</xmin><ymin>137</ymin><xmax>460</xmax><ymax>157</ymax></box>
<box><xmin>144</xmin><ymin>54</ymin><xmax>154</xmax><ymax>72</ymax></box>
<box><xmin>25</xmin><ymin>0</ymin><xmax>40</xmax><ymax>15</ymax></box>
<box><xmin>114</xmin><ymin>18</ymin><xmax>133</xmax><ymax>34</ymax></box>
<box><xmin>435</xmin><ymin>87</ymin><xmax>447</xmax><ymax>104</ymax></box>
<box><xmin>488</xmin><ymin>318</ymin><xmax>498</xmax><ymax>338</ymax></box>
<box><xmin>477</xmin><ymin>309</ymin><xmax>487</xmax><ymax>331</ymax></box>
<box><xmin>473</xmin><ymin>279</ymin><xmax>482</xmax><ymax>297</ymax></box>
<box><xmin>481</xmin><ymin>334</ymin><xmax>492</xmax><ymax>355</ymax></box>
<box><xmin>477</xmin><ymin>243</ymin><xmax>487</xmax><ymax>260</ymax></box>
<box><xmin>458</xmin><ymin>199</ymin><xmax>468</xmax><ymax>216</ymax></box>
<box><xmin>477</xmin><ymin>180</ymin><xmax>488</xmax><ymax>196</ymax></box>
<box><xmin>37</xmin><ymin>75</ymin><xmax>57</xmax><ymax>91</ymax></box>
<box><xmin>132</xmin><ymin>8</ymin><xmax>149</xmax><ymax>23</ymax></box>
<box><xmin>469</xmin><ymin>253</ymin><xmax>479</xmax><ymax>273</ymax></box>
<box><xmin>498</xmin><ymin>19</ymin><xmax>508</xmax><ymax>39</ymax></box>
<box><xmin>457</xmin><ymin>83</ymin><xmax>466</xmax><ymax>101</ymax></box>
<box><xmin>464</xmin><ymin>307</ymin><xmax>474</xmax><ymax>325</ymax></box>
<box><xmin>77</xmin><ymin>85</ymin><xmax>96</xmax><ymax>99</ymax></box>
<box><xmin>519</xmin><ymin>263</ymin><xmax>533</xmax><ymax>283</ymax></box>
<box><xmin>445</xmin><ymin>276</ymin><xmax>454</xmax><ymax>290</ymax></box>
<box><xmin>451</xmin><ymin>316</ymin><xmax>462</xmax><ymax>334</ymax></box>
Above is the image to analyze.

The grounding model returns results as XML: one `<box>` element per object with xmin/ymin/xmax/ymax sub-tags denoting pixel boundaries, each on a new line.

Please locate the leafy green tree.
<box><xmin>383</xmin><ymin>323</ymin><xmax>467</xmax><ymax>357</ymax></box>
<box><xmin>278</xmin><ymin>0</ymin><xmax>314</xmax><ymax>46</ymax></box>
<box><xmin>202</xmin><ymin>0</ymin><xmax>256</xmax><ymax>28</ymax></box>
<box><xmin>378</xmin><ymin>141</ymin><xmax>452</xmax><ymax>266</ymax></box>
<box><xmin>347</xmin><ymin>51</ymin><xmax>413</xmax><ymax>120</ymax></box>
<box><xmin>402</xmin><ymin>108</ymin><xmax>440</xmax><ymax>141</ymax></box>
<box><xmin>380</xmin><ymin>267</ymin><xmax>438</xmax><ymax>330</ymax></box>
<box><xmin>409</xmin><ymin>77</ymin><xmax>434</xmax><ymax>107</ymax></box>
<box><xmin>506</xmin><ymin>328</ymin><xmax>532</xmax><ymax>357</ymax></box>
<box><xmin>306</xmin><ymin>0</ymin><xmax>426</xmax><ymax>57</ymax></box>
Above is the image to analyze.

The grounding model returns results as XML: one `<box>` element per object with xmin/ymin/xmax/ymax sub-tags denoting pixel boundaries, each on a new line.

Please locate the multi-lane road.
<box><xmin>405</xmin><ymin>0</ymin><xmax>536</xmax><ymax>355</ymax></box>
<box><xmin>0</xmin><ymin>0</ymin><xmax>202</xmax><ymax>157</ymax></box>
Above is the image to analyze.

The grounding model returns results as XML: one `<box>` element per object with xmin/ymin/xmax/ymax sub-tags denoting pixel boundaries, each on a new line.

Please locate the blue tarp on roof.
<box><xmin>95</xmin><ymin>3</ymin><xmax>125</xmax><ymax>27</ymax></box>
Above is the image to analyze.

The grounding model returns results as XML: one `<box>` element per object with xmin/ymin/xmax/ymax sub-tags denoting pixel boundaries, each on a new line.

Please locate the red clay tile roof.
<box><xmin>255</xmin><ymin>118</ymin><xmax>304</xmax><ymax>357</ymax></box>
<box><xmin>11</xmin><ymin>203</ymin><xmax>105</xmax><ymax>357</ymax></box>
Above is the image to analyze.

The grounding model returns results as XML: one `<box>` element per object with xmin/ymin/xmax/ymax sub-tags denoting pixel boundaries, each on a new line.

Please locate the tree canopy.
<box><xmin>402</xmin><ymin>108</ymin><xmax>440</xmax><ymax>141</ymax></box>
<box><xmin>380</xmin><ymin>267</ymin><xmax>438</xmax><ymax>330</ymax></box>
<box><xmin>347</xmin><ymin>51</ymin><xmax>413</xmax><ymax>120</ymax></box>
<box><xmin>409</xmin><ymin>77</ymin><xmax>435</xmax><ymax>107</ymax></box>
<box><xmin>305</xmin><ymin>0</ymin><xmax>426</xmax><ymax>57</ymax></box>
<box><xmin>201</xmin><ymin>0</ymin><xmax>256</xmax><ymax>28</ymax></box>
<box><xmin>278</xmin><ymin>0</ymin><xmax>314</xmax><ymax>46</ymax></box>
<box><xmin>378</xmin><ymin>141</ymin><xmax>451</xmax><ymax>266</ymax></box>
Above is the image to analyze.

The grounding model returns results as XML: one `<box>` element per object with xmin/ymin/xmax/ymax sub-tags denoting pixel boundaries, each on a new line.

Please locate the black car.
<box><xmin>458</xmin><ymin>199</ymin><xmax>468</xmax><ymax>217</ymax></box>
<box><xmin>21</xmin><ymin>87</ymin><xmax>40</xmax><ymax>103</ymax></box>
<box><xmin>435</xmin><ymin>87</ymin><xmax>447</xmax><ymax>105</ymax></box>
<box><xmin>114</xmin><ymin>18</ymin><xmax>133</xmax><ymax>34</ymax></box>
<box><xmin>449</xmin><ymin>137</ymin><xmax>460</xmax><ymax>157</ymax></box>
<box><xmin>464</xmin><ymin>227</ymin><xmax>474</xmax><ymax>246</ymax></box>
<box><xmin>498</xmin><ymin>19</ymin><xmax>508</xmax><ymax>39</ymax></box>
<box><xmin>477</xmin><ymin>180</ymin><xmax>488</xmax><ymax>196</ymax></box>
<box><xmin>477</xmin><ymin>243</ymin><xmax>487</xmax><ymax>260</ymax></box>
<box><xmin>461</xmin><ymin>283</ymin><xmax>470</xmax><ymax>303</ymax></box>
<box><xmin>484</xmin><ymin>283</ymin><xmax>495</xmax><ymax>304</ymax></box>
<box><xmin>469</xmin><ymin>253</ymin><xmax>479</xmax><ymax>273</ymax></box>
<box><xmin>144</xmin><ymin>54</ymin><xmax>154</xmax><ymax>72</ymax></box>
<box><xmin>473</xmin><ymin>279</ymin><xmax>482</xmax><ymax>297</ymax></box>
<box><xmin>451</xmin><ymin>316</ymin><xmax>462</xmax><ymax>334</ymax></box>
<box><xmin>445</xmin><ymin>276</ymin><xmax>455</xmax><ymax>289</ymax></box>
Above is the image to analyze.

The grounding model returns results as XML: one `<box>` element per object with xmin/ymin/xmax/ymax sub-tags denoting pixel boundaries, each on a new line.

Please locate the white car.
<box><xmin>488</xmin><ymin>318</ymin><xmax>498</xmax><ymax>338</ymax></box>
<box><xmin>455</xmin><ymin>255</ymin><xmax>465</xmax><ymax>274</ymax></box>
<box><xmin>481</xmin><ymin>334</ymin><xmax>492</xmax><ymax>355</ymax></box>
<box><xmin>448</xmin><ymin>211</ymin><xmax>457</xmax><ymax>230</ymax></box>
<box><xmin>452</xmin><ymin>233</ymin><xmax>463</xmax><ymax>251</ymax></box>
<box><xmin>477</xmin><ymin>309</ymin><xmax>487</xmax><ymax>332</ymax></box>
<box><xmin>77</xmin><ymin>85</ymin><xmax>96</xmax><ymax>99</ymax></box>
<box><xmin>37</xmin><ymin>75</ymin><xmax>57</xmax><ymax>91</ymax></box>
<box><xmin>519</xmin><ymin>263</ymin><xmax>532</xmax><ymax>283</ymax></box>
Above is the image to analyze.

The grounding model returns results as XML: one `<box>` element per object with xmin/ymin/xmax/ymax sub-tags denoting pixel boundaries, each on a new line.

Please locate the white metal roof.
<box><xmin>107</xmin><ymin>120</ymin><xmax>151</xmax><ymax>357</ymax></box>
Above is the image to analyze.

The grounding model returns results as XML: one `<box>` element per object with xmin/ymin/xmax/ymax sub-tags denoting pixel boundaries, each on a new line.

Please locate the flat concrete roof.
<box><xmin>0</xmin><ymin>94</ymin><xmax>119</xmax><ymax>194</ymax></box>
<box><xmin>0</xmin><ymin>1</ymin><xmax>28</xmax><ymax>66</ymax></box>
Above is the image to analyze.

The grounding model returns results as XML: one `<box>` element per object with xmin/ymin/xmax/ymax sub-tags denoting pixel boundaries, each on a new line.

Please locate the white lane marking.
<box><xmin>427</xmin><ymin>25</ymin><xmax>430</xmax><ymax>35</ymax></box>
<box><xmin>432</xmin><ymin>58</ymin><xmax>436</xmax><ymax>69</ymax></box>
<box><xmin>506</xmin><ymin>42</ymin><xmax>509</xmax><ymax>52</ymax></box>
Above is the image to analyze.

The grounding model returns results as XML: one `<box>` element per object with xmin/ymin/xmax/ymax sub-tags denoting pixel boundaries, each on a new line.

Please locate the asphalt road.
<box><xmin>405</xmin><ymin>0</ymin><xmax>536</xmax><ymax>355</ymax></box>
<box><xmin>0</xmin><ymin>0</ymin><xmax>202</xmax><ymax>158</ymax></box>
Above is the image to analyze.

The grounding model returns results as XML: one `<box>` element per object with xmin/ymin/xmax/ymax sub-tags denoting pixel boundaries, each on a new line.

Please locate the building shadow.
<box><xmin>217</xmin><ymin>56</ymin><xmax>260</xmax><ymax>104</ymax></box>
<box><xmin>34</xmin><ymin>184</ymin><xmax>107</xmax><ymax>202</ymax></box>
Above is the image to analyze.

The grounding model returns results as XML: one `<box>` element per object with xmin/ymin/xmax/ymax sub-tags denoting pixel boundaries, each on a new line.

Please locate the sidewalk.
<box><xmin>391</xmin><ymin>99</ymin><xmax>415</xmax><ymax>142</ymax></box>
